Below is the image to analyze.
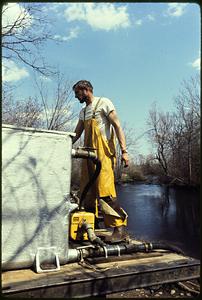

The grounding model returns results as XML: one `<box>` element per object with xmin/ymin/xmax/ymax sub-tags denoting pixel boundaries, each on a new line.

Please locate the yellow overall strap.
<box><xmin>83</xmin><ymin>97</ymin><xmax>102</xmax><ymax>122</ymax></box>
<box><xmin>92</xmin><ymin>98</ymin><xmax>102</xmax><ymax>119</ymax></box>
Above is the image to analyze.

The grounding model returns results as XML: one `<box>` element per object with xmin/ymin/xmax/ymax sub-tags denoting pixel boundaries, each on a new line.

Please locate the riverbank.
<box><xmin>117</xmin><ymin>175</ymin><xmax>200</xmax><ymax>188</ymax></box>
<box><xmin>107</xmin><ymin>279</ymin><xmax>200</xmax><ymax>298</ymax></box>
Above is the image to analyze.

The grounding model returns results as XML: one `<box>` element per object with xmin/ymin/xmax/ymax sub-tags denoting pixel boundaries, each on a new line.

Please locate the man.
<box><xmin>72</xmin><ymin>80</ymin><xmax>129</xmax><ymax>243</ymax></box>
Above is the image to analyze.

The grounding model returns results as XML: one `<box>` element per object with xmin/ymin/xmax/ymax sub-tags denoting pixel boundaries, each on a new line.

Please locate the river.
<box><xmin>116</xmin><ymin>183</ymin><xmax>200</xmax><ymax>259</ymax></box>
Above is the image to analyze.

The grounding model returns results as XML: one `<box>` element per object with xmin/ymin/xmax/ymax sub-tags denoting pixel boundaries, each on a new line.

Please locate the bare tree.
<box><xmin>34</xmin><ymin>73</ymin><xmax>78</xmax><ymax>131</ymax></box>
<box><xmin>2</xmin><ymin>71</ymin><xmax>79</xmax><ymax>132</ymax></box>
<box><xmin>147</xmin><ymin>104</ymin><xmax>172</xmax><ymax>176</ymax></box>
<box><xmin>166</xmin><ymin>112</ymin><xmax>184</xmax><ymax>179</ymax></box>
<box><xmin>177</xmin><ymin>74</ymin><xmax>200</xmax><ymax>119</ymax></box>
<box><xmin>137</xmin><ymin>154</ymin><xmax>163</xmax><ymax>177</ymax></box>
<box><xmin>147</xmin><ymin>74</ymin><xmax>200</xmax><ymax>185</ymax></box>
<box><xmin>2</xmin><ymin>91</ymin><xmax>42</xmax><ymax>128</ymax></box>
<box><xmin>2</xmin><ymin>2</ymin><xmax>55</xmax><ymax>76</ymax></box>
<box><xmin>174</xmin><ymin>74</ymin><xmax>200</xmax><ymax>184</ymax></box>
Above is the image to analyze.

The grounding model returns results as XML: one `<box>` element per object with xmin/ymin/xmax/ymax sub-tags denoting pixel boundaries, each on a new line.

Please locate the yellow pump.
<box><xmin>70</xmin><ymin>211</ymin><xmax>95</xmax><ymax>241</ymax></box>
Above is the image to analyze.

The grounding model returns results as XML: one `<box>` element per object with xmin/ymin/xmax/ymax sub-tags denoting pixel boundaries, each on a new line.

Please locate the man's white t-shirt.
<box><xmin>79</xmin><ymin>96</ymin><xmax>115</xmax><ymax>140</ymax></box>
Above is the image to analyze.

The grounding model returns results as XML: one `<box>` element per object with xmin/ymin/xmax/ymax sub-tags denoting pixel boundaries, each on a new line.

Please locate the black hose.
<box><xmin>67</xmin><ymin>241</ymin><xmax>185</xmax><ymax>264</ymax></box>
<box><xmin>85</xmin><ymin>242</ymin><xmax>184</xmax><ymax>259</ymax></box>
<box><xmin>79</xmin><ymin>156</ymin><xmax>101</xmax><ymax>210</ymax></box>
<box><xmin>146</xmin><ymin>242</ymin><xmax>185</xmax><ymax>255</ymax></box>
<box><xmin>72</xmin><ymin>148</ymin><xmax>101</xmax><ymax>211</ymax></box>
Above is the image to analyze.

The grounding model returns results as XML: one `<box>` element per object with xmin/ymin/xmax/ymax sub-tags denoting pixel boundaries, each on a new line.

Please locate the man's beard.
<box><xmin>79</xmin><ymin>96</ymin><xmax>88</xmax><ymax>103</ymax></box>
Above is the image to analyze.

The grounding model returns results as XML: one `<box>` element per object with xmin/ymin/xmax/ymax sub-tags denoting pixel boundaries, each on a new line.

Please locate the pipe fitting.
<box><xmin>72</xmin><ymin>148</ymin><xmax>97</xmax><ymax>160</ymax></box>
<box><xmin>81</xmin><ymin>220</ymin><xmax>105</xmax><ymax>247</ymax></box>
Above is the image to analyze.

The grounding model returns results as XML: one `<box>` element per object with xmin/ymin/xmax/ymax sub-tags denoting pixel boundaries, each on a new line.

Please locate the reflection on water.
<box><xmin>116</xmin><ymin>183</ymin><xmax>200</xmax><ymax>259</ymax></box>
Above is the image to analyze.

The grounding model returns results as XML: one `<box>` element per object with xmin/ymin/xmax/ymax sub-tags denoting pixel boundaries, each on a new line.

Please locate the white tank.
<box><xmin>2</xmin><ymin>124</ymin><xmax>78</xmax><ymax>271</ymax></box>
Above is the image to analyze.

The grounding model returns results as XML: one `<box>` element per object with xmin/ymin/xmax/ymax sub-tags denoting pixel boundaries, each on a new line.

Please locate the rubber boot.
<box><xmin>105</xmin><ymin>225</ymin><xmax>130</xmax><ymax>244</ymax></box>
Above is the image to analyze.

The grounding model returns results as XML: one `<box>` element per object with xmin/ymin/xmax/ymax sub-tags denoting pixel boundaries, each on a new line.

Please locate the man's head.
<box><xmin>73</xmin><ymin>80</ymin><xmax>93</xmax><ymax>103</ymax></box>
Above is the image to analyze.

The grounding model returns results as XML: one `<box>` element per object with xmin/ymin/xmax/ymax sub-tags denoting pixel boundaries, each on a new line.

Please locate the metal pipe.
<box><xmin>66</xmin><ymin>242</ymin><xmax>184</xmax><ymax>264</ymax></box>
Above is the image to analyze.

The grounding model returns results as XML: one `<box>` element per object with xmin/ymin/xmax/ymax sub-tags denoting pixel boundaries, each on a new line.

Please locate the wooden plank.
<box><xmin>1</xmin><ymin>252</ymin><xmax>185</xmax><ymax>285</ymax></box>
<box><xmin>2</xmin><ymin>250</ymin><xmax>200</xmax><ymax>298</ymax></box>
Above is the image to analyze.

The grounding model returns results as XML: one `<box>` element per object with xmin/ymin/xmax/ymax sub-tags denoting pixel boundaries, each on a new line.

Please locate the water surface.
<box><xmin>116</xmin><ymin>183</ymin><xmax>200</xmax><ymax>259</ymax></box>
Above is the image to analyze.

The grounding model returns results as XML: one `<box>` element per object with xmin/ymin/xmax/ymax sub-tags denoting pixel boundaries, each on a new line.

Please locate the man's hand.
<box><xmin>121</xmin><ymin>152</ymin><xmax>129</xmax><ymax>168</ymax></box>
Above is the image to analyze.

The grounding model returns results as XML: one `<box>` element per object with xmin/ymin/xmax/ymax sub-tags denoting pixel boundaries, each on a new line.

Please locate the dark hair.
<box><xmin>72</xmin><ymin>80</ymin><xmax>93</xmax><ymax>92</ymax></box>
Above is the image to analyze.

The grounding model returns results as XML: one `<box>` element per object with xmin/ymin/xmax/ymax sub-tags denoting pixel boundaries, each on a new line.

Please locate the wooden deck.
<box><xmin>2</xmin><ymin>234</ymin><xmax>200</xmax><ymax>298</ymax></box>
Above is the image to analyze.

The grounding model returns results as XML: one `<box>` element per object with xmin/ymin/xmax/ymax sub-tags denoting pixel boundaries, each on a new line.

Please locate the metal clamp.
<box><xmin>103</xmin><ymin>246</ymin><xmax>108</xmax><ymax>258</ymax></box>
<box><xmin>149</xmin><ymin>242</ymin><xmax>153</xmax><ymax>250</ymax></box>
<box><xmin>76</xmin><ymin>245</ymin><xmax>95</xmax><ymax>262</ymax></box>
<box><xmin>144</xmin><ymin>242</ymin><xmax>149</xmax><ymax>252</ymax></box>
<box><xmin>116</xmin><ymin>245</ymin><xmax>121</xmax><ymax>257</ymax></box>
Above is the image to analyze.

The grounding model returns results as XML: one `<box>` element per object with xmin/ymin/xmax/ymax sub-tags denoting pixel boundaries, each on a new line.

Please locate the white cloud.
<box><xmin>2</xmin><ymin>60</ymin><xmax>29</xmax><ymax>82</ymax></box>
<box><xmin>147</xmin><ymin>14</ymin><xmax>155</xmax><ymax>22</ymax></box>
<box><xmin>2</xmin><ymin>3</ymin><xmax>33</xmax><ymax>34</ymax></box>
<box><xmin>43</xmin><ymin>3</ymin><xmax>61</xmax><ymax>13</ymax></box>
<box><xmin>54</xmin><ymin>27</ymin><xmax>80</xmax><ymax>42</ymax></box>
<box><xmin>67</xmin><ymin>26</ymin><xmax>80</xmax><ymax>39</ymax></box>
<box><xmin>132</xmin><ymin>14</ymin><xmax>155</xmax><ymax>28</ymax></box>
<box><xmin>64</xmin><ymin>3</ymin><xmax>130</xmax><ymax>31</ymax></box>
<box><xmin>166</xmin><ymin>3</ymin><xmax>188</xmax><ymax>17</ymax></box>
<box><xmin>190</xmin><ymin>57</ymin><xmax>200</xmax><ymax>71</ymax></box>
<box><xmin>135</xmin><ymin>19</ymin><xmax>143</xmax><ymax>26</ymax></box>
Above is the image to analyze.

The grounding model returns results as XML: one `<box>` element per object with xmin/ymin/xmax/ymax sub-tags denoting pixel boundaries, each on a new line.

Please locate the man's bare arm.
<box><xmin>108</xmin><ymin>110</ymin><xmax>129</xmax><ymax>167</ymax></box>
<box><xmin>72</xmin><ymin>119</ymin><xmax>84</xmax><ymax>144</ymax></box>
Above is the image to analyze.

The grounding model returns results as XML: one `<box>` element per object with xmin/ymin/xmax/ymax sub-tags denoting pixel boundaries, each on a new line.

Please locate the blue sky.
<box><xmin>2</xmin><ymin>2</ymin><xmax>200</xmax><ymax>156</ymax></box>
